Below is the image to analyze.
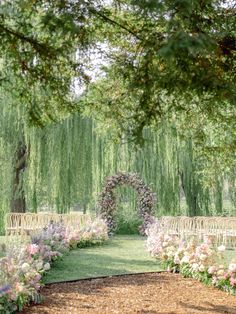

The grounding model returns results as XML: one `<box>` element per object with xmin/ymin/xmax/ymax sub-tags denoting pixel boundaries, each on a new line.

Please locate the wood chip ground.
<box><xmin>22</xmin><ymin>272</ymin><xmax>236</xmax><ymax>314</ymax></box>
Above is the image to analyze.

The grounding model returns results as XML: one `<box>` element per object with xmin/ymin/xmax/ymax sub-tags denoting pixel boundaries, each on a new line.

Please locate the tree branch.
<box><xmin>0</xmin><ymin>23</ymin><xmax>56</xmax><ymax>57</ymax></box>
<box><xmin>88</xmin><ymin>8</ymin><xmax>142</xmax><ymax>41</ymax></box>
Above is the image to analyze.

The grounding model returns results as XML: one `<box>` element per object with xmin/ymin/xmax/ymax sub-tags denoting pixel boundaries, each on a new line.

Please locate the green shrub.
<box><xmin>115</xmin><ymin>203</ymin><xmax>142</xmax><ymax>235</ymax></box>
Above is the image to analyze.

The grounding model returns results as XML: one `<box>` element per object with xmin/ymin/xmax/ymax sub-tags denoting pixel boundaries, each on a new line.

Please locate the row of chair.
<box><xmin>5</xmin><ymin>212</ymin><xmax>91</xmax><ymax>236</ymax></box>
<box><xmin>157</xmin><ymin>216</ymin><xmax>236</xmax><ymax>248</ymax></box>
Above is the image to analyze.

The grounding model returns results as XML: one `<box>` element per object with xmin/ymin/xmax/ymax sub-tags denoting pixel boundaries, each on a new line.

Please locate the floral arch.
<box><xmin>98</xmin><ymin>172</ymin><xmax>155</xmax><ymax>234</ymax></box>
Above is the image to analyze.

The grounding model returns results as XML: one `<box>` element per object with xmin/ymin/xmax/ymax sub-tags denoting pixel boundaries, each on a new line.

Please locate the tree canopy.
<box><xmin>0</xmin><ymin>0</ymin><xmax>235</xmax><ymax>151</ymax></box>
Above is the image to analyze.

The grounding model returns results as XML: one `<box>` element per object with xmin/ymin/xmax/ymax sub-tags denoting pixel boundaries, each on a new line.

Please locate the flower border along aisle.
<box><xmin>0</xmin><ymin>217</ymin><xmax>108</xmax><ymax>313</ymax></box>
<box><xmin>146</xmin><ymin>220</ymin><xmax>236</xmax><ymax>295</ymax></box>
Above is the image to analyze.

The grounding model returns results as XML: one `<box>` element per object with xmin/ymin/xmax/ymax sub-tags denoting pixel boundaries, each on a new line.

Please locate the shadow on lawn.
<box><xmin>82</xmin><ymin>235</ymin><xmax>146</xmax><ymax>249</ymax></box>
<box><xmin>45</xmin><ymin>250</ymin><xmax>162</xmax><ymax>283</ymax></box>
<box><xmin>76</xmin><ymin>251</ymin><xmax>160</xmax><ymax>266</ymax></box>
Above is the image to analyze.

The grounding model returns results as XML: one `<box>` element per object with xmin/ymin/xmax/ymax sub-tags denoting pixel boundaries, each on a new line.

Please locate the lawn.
<box><xmin>44</xmin><ymin>235</ymin><xmax>236</xmax><ymax>284</ymax></box>
<box><xmin>44</xmin><ymin>235</ymin><xmax>162</xmax><ymax>283</ymax></box>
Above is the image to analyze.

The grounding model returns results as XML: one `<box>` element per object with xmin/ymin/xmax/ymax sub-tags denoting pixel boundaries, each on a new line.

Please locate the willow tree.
<box><xmin>0</xmin><ymin>0</ymin><xmax>235</xmax><ymax>227</ymax></box>
<box><xmin>0</xmin><ymin>1</ymin><xmax>234</xmax><ymax>148</ymax></box>
<box><xmin>0</xmin><ymin>73</ymin><xmax>29</xmax><ymax>213</ymax></box>
<box><xmin>0</xmin><ymin>107</ymin><xmax>235</xmax><ymax>235</ymax></box>
<box><xmin>84</xmin><ymin>0</ymin><xmax>235</xmax><ymax>173</ymax></box>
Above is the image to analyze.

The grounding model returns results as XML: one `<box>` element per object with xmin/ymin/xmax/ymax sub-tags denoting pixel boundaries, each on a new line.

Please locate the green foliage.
<box><xmin>0</xmin><ymin>103</ymin><xmax>235</xmax><ymax>234</ymax></box>
<box><xmin>0</xmin><ymin>0</ymin><xmax>94</xmax><ymax>125</ymax></box>
<box><xmin>0</xmin><ymin>0</ymin><xmax>235</xmax><ymax>149</ymax></box>
<box><xmin>83</xmin><ymin>0</ymin><xmax>235</xmax><ymax>148</ymax></box>
<box><xmin>0</xmin><ymin>212</ymin><xmax>5</xmax><ymax>236</ymax></box>
<box><xmin>0</xmin><ymin>295</ymin><xmax>18</xmax><ymax>314</ymax></box>
<box><xmin>115</xmin><ymin>203</ymin><xmax>142</xmax><ymax>235</ymax></box>
<box><xmin>0</xmin><ymin>1</ymin><xmax>234</xmax><ymax>234</ymax></box>
<box><xmin>77</xmin><ymin>240</ymin><xmax>106</xmax><ymax>249</ymax></box>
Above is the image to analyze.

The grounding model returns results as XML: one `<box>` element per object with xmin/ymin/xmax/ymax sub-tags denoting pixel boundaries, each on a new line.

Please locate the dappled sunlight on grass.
<box><xmin>44</xmin><ymin>235</ymin><xmax>163</xmax><ymax>283</ymax></box>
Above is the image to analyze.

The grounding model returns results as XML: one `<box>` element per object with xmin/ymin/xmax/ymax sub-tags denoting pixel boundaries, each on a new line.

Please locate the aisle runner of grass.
<box><xmin>44</xmin><ymin>235</ymin><xmax>163</xmax><ymax>283</ymax></box>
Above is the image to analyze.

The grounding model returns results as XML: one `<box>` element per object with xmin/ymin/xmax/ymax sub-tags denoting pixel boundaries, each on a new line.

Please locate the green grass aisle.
<box><xmin>0</xmin><ymin>235</ymin><xmax>234</xmax><ymax>284</ymax></box>
<box><xmin>44</xmin><ymin>235</ymin><xmax>163</xmax><ymax>283</ymax></box>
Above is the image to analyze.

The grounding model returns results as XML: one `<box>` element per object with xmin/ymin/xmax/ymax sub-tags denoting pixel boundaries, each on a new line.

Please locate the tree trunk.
<box><xmin>11</xmin><ymin>141</ymin><xmax>27</xmax><ymax>213</ymax></box>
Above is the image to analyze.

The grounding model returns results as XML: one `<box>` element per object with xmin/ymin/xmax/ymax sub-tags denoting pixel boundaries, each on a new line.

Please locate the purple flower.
<box><xmin>0</xmin><ymin>284</ymin><xmax>11</xmax><ymax>296</ymax></box>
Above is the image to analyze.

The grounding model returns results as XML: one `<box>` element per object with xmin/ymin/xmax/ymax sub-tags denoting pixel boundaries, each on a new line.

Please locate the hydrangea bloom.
<box><xmin>0</xmin><ymin>217</ymin><xmax>108</xmax><ymax>312</ymax></box>
<box><xmin>146</xmin><ymin>221</ymin><xmax>236</xmax><ymax>295</ymax></box>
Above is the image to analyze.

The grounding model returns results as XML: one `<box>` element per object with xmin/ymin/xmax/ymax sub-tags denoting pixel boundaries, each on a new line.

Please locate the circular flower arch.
<box><xmin>98</xmin><ymin>172</ymin><xmax>155</xmax><ymax>234</ymax></box>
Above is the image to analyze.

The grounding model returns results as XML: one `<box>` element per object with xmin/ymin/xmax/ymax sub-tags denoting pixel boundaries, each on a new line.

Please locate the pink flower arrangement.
<box><xmin>0</xmin><ymin>217</ymin><xmax>108</xmax><ymax>312</ymax></box>
<box><xmin>230</xmin><ymin>277</ymin><xmax>236</xmax><ymax>286</ymax></box>
<box><xmin>70</xmin><ymin>217</ymin><xmax>109</xmax><ymax>248</ymax></box>
<box><xmin>28</xmin><ymin>244</ymin><xmax>39</xmax><ymax>256</ymax></box>
<box><xmin>146</xmin><ymin>221</ymin><xmax>236</xmax><ymax>295</ymax></box>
